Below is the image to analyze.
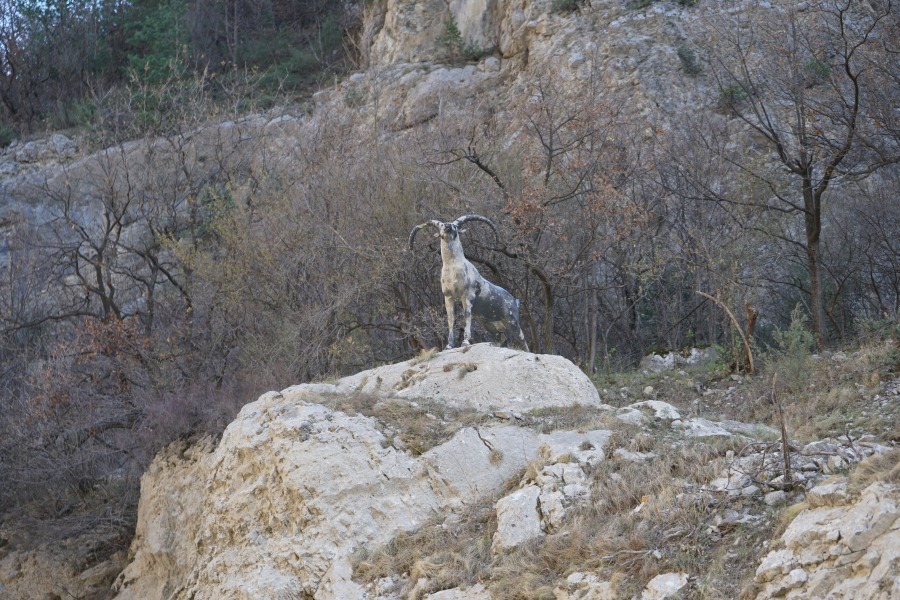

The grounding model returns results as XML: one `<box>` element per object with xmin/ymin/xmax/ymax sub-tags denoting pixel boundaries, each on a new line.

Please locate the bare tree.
<box><xmin>705</xmin><ymin>0</ymin><xmax>898</xmax><ymax>348</ymax></box>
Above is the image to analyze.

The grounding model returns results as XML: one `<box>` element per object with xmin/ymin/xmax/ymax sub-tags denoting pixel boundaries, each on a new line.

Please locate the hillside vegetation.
<box><xmin>0</xmin><ymin>0</ymin><xmax>898</xmax><ymax>596</ymax></box>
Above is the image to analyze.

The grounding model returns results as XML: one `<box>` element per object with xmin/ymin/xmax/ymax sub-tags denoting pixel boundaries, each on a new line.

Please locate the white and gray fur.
<box><xmin>409</xmin><ymin>215</ymin><xmax>529</xmax><ymax>351</ymax></box>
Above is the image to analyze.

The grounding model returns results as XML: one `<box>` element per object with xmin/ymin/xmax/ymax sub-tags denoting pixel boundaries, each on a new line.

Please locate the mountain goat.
<box><xmin>408</xmin><ymin>215</ymin><xmax>528</xmax><ymax>351</ymax></box>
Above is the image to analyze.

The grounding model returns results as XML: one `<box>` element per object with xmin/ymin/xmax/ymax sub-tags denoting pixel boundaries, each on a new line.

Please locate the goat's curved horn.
<box><xmin>408</xmin><ymin>220</ymin><xmax>443</xmax><ymax>250</ymax></box>
<box><xmin>452</xmin><ymin>214</ymin><xmax>499</xmax><ymax>239</ymax></box>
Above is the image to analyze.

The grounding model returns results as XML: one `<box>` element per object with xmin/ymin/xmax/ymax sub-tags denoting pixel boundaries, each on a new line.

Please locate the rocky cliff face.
<box><xmin>0</xmin><ymin>0</ymin><xmax>732</xmax><ymax>254</ymax></box>
<box><xmin>344</xmin><ymin>0</ymin><xmax>718</xmax><ymax>130</ymax></box>
<box><xmin>0</xmin><ymin>0</ymin><xmax>743</xmax><ymax>304</ymax></box>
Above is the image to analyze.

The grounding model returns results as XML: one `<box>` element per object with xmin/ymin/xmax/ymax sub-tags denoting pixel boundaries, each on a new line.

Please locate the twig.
<box><xmin>771</xmin><ymin>374</ymin><xmax>792</xmax><ymax>486</ymax></box>
<box><xmin>597</xmin><ymin>549</ymin><xmax>652</xmax><ymax>561</ymax></box>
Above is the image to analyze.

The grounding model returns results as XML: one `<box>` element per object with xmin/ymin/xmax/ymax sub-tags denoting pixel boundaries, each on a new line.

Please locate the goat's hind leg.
<box><xmin>514</xmin><ymin>325</ymin><xmax>529</xmax><ymax>352</ymax></box>
<box><xmin>444</xmin><ymin>296</ymin><xmax>457</xmax><ymax>349</ymax></box>
<box><xmin>483</xmin><ymin>322</ymin><xmax>503</xmax><ymax>347</ymax></box>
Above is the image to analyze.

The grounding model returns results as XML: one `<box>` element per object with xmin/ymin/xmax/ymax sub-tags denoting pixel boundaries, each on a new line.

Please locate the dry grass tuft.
<box><xmin>684</xmin><ymin>339</ymin><xmax>900</xmax><ymax>444</ymax></box>
<box><xmin>456</xmin><ymin>363</ymin><xmax>478</xmax><ymax>379</ymax></box>
<box><xmin>521</xmin><ymin>404</ymin><xmax>619</xmax><ymax>433</ymax></box>
<box><xmin>352</xmin><ymin>480</ymin><xmax>511</xmax><ymax>598</ymax></box>
<box><xmin>409</xmin><ymin>347</ymin><xmax>440</xmax><ymax>366</ymax></box>
<box><xmin>317</xmin><ymin>393</ymin><xmax>491</xmax><ymax>455</ymax></box>
<box><xmin>850</xmin><ymin>447</ymin><xmax>900</xmax><ymax>488</ymax></box>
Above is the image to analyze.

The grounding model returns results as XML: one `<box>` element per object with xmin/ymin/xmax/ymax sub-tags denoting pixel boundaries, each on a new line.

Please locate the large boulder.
<box><xmin>113</xmin><ymin>346</ymin><xmax>611</xmax><ymax>599</ymax></box>
<box><xmin>294</xmin><ymin>343</ymin><xmax>603</xmax><ymax>412</ymax></box>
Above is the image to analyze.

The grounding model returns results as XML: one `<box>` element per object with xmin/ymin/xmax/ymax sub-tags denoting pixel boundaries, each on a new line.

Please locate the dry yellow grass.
<box><xmin>316</xmin><ymin>393</ymin><xmax>491</xmax><ymax>455</ymax></box>
<box><xmin>352</xmin><ymin>476</ymin><xmax>516</xmax><ymax>599</ymax></box>
<box><xmin>850</xmin><ymin>447</ymin><xmax>900</xmax><ymax>488</ymax></box>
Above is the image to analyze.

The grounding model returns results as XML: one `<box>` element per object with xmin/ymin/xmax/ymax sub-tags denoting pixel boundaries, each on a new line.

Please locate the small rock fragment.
<box><xmin>642</xmin><ymin>572</ymin><xmax>689</xmax><ymax>599</ymax></box>
<box><xmin>764</xmin><ymin>490</ymin><xmax>787</xmax><ymax>506</ymax></box>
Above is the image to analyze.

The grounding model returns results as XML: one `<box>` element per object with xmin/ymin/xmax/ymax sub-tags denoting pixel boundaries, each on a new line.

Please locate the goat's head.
<box><xmin>408</xmin><ymin>214</ymin><xmax>499</xmax><ymax>249</ymax></box>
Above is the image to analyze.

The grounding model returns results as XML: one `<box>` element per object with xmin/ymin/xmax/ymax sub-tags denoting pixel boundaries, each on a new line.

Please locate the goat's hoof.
<box><xmin>445</xmin><ymin>344</ymin><xmax>454</xmax><ymax>350</ymax></box>
<box><xmin>461</xmin><ymin>340</ymin><xmax>471</xmax><ymax>347</ymax></box>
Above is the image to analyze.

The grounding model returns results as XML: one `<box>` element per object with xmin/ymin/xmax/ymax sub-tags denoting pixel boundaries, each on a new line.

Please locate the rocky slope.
<box><xmin>103</xmin><ymin>344</ymin><xmax>896</xmax><ymax>599</ymax></box>
<box><xmin>2</xmin><ymin>342</ymin><xmax>896</xmax><ymax>599</ymax></box>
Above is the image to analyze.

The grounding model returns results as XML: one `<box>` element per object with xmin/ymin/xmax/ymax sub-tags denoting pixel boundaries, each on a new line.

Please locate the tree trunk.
<box><xmin>804</xmin><ymin>179</ymin><xmax>826</xmax><ymax>350</ymax></box>
<box><xmin>806</xmin><ymin>237</ymin><xmax>826</xmax><ymax>350</ymax></box>
<box><xmin>587</xmin><ymin>283</ymin><xmax>598</xmax><ymax>374</ymax></box>
<box><xmin>541</xmin><ymin>277</ymin><xmax>554</xmax><ymax>353</ymax></box>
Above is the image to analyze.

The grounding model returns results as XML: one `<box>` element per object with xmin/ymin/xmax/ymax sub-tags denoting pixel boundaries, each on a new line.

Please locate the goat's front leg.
<box><xmin>462</xmin><ymin>293</ymin><xmax>473</xmax><ymax>346</ymax></box>
<box><xmin>444</xmin><ymin>295</ymin><xmax>457</xmax><ymax>349</ymax></box>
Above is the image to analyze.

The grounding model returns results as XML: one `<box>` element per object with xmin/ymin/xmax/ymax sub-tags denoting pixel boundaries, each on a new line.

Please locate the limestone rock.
<box><xmin>117</xmin><ymin>400</ymin><xmax>447</xmax><ymax>600</ymax></box>
<box><xmin>625</xmin><ymin>400</ymin><xmax>682</xmax><ymax>420</ymax></box>
<box><xmin>114</xmin><ymin>352</ymin><xmax>613</xmax><ymax>599</ymax></box>
<box><xmin>742</xmin><ymin>484</ymin><xmax>761</xmax><ymax>497</ymax></box>
<box><xmin>642</xmin><ymin>572</ymin><xmax>689</xmax><ymax>599</ymax></box>
<box><xmin>451</xmin><ymin>0</ymin><xmax>501</xmax><ymax>52</ymax></box>
<box><xmin>289</xmin><ymin>343</ymin><xmax>605</xmax><ymax>412</ymax></box>
<box><xmin>707</xmin><ymin>473</ymin><xmax>747</xmax><ymax>495</ymax></box>
<box><xmin>492</xmin><ymin>485</ymin><xmax>543</xmax><ymax>552</ymax></box>
<box><xmin>615</xmin><ymin>407</ymin><xmax>645</xmax><ymax>425</ymax></box>
<box><xmin>716</xmin><ymin>420</ymin><xmax>779</xmax><ymax>438</ymax></box>
<box><xmin>425</xmin><ymin>583</ymin><xmax>491</xmax><ymax>599</ymax></box>
<box><xmin>421</xmin><ymin>425</ymin><xmax>542</xmax><ymax>498</ymax></box>
<box><xmin>554</xmin><ymin>571</ymin><xmax>616</xmax><ymax>599</ymax></box>
<box><xmin>13</xmin><ymin>134</ymin><xmax>77</xmax><ymax>164</ymax></box>
<box><xmin>682</xmin><ymin>347</ymin><xmax>719</xmax><ymax>367</ymax></box>
<box><xmin>538</xmin><ymin>429</ymin><xmax>612</xmax><ymax>467</ymax></box>
<box><xmin>112</xmin><ymin>438</ymin><xmax>215</xmax><ymax>600</ymax></box>
<box><xmin>756</xmin><ymin>549</ymin><xmax>796</xmax><ymax>583</ymax></box>
<box><xmin>806</xmin><ymin>481</ymin><xmax>850</xmax><ymax>508</ymax></box>
<box><xmin>614</xmin><ymin>448</ymin><xmax>656</xmax><ymax>462</ymax></box>
<box><xmin>754</xmin><ymin>480</ymin><xmax>900</xmax><ymax>599</ymax></box>
<box><xmin>368</xmin><ymin>0</ymin><xmax>450</xmax><ymax>65</ymax></box>
<box><xmin>764</xmin><ymin>490</ymin><xmax>788</xmax><ymax>506</ymax></box>
<box><xmin>531</xmin><ymin>459</ymin><xmax>594</xmax><ymax>533</ymax></box>
<box><xmin>640</xmin><ymin>352</ymin><xmax>676</xmax><ymax>373</ymax></box>
<box><xmin>640</xmin><ymin>347</ymin><xmax>718</xmax><ymax>373</ymax></box>
<box><xmin>314</xmin><ymin>557</ymin><xmax>365</xmax><ymax>600</ymax></box>
<box><xmin>423</xmin><ymin>427</ymin><xmax>608</xmax><ymax>505</ymax></box>
<box><xmin>672</xmin><ymin>417</ymin><xmax>732</xmax><ymax>438</ymax></box>
<box><xmin>539</xmin><ymin>489</ymin><xmax>567</xmax><ymax>530</ymax></box>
